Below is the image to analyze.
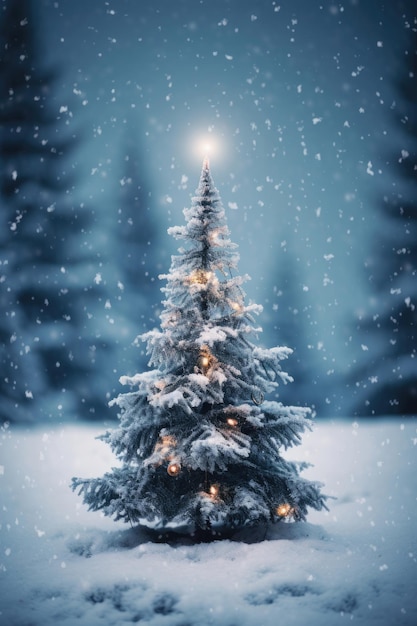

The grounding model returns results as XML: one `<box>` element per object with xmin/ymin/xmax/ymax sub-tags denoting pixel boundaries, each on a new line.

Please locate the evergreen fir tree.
<box><xmin>0</xmin><ymin>0</ymin><xmax>115</xmax><ymax>420</ymax></box>
<box><xmin>112</xmin><ymin>134</ymin><xmax>162</xmax><ymax>376</ymax></box>
<box><xmin>350</xmin><ymin>28</ymin><xmax>417</xmax><ymax>416</ymax></box>
<box><xmin>72</xmin><ymin>159</ymin><xmax>326</xmax><ymax>536</ymax></box>
<box><xmin>0</xmin><ymin>285</ymin><xmax>45</xmax><ymax>422</ymax></box>
<box><xmin>265</xmin><ymin>241</ymin><xmax>320</xmax><ymax>412</ymax></box>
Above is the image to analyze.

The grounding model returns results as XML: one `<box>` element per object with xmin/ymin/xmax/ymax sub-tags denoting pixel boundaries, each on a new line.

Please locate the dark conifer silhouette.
<box><xmin>0</xmin><ymin>0</ymin><xmax>114</xmax><ymax>421</ymax></box>
<box><xmin>112</xmin><ymin>134</ymin><xmax>162</xmax><ymax>376</ymax></box>
<box><xmin>265</xmin><ymin>243</ymin><xmax>320</xmax><ymax>412</ymax></box>
<box><xmin>351</xmin><ymin>28</ymin><xmax>417</xmax><ymax>416</ymax></box>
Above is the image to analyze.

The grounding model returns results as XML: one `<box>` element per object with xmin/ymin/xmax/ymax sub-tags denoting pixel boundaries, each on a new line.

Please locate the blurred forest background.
<box><xmin>0</xmin><ymin>0</ymin><xmax>416</xmax><ymax>423</ymax></box>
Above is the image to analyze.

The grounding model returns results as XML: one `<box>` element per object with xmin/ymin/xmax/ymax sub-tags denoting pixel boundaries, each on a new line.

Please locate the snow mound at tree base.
<box><xmin>65</xmin><ymin>517</ymin><xmax>324</xmax><ymax>555</ymax></box>
<box><xmin>135</xmin><ymin>520</ymin><xmax>292</xmax><ymax>544</ymax></box>
<box><xmin>133</xmin><ymin>512</ymin><xmax>295</xmax><ymax>542</ymax></box>
<box><xmin>0</xmin><ymin>418</ymin><xmax>416</xmax><ymax>626</ymax></box>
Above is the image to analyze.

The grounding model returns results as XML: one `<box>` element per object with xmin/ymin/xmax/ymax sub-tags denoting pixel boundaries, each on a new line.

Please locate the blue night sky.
<box><xmin>37</xmin><ymin>0</ymin><xmax>415</xmax><ymax>413</ymax></box>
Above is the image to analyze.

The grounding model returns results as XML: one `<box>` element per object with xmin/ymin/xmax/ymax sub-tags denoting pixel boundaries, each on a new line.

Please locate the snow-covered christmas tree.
<box><xmin>72</xmin><ymin>158</ymin><xmax>327</xmax><ymax>536</ymax></box>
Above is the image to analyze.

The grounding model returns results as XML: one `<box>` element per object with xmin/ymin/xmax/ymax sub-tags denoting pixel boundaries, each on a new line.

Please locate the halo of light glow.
<box><xmin>276</xmin><ymin>503</ymin><xmax>293</xmax><ymax>517</ymax></box>
<box><xmin>167</xmin><ymin>462</ymin><xmax>181</xmax><ymax>477</ymax></box>
<box><xmin>190</xmin><ymin>134</ymin><xmax>222</xmax><ymax>163</ymax></box>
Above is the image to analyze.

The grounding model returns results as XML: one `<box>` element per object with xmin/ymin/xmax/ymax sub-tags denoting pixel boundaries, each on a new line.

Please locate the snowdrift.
<box><xmin>0</xmin><ymin>418</ymin><xmax>416</xmax><ymax>625</ymax></box>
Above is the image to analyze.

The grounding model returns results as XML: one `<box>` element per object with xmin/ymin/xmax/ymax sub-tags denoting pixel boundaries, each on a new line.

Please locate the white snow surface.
<box><xmin>1</xmin><ymin>418</ymin><xmax>416</xmax><ymax>626</ymax></box>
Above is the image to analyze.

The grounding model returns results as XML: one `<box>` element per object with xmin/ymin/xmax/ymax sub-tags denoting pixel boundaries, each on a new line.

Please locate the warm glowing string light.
<box><xmin>187</xmin><ymin>269</ymin><xmax>213</xmax><ymax>285</ymax></box>
<box><xmin>226</xmin><ymin>417</ymin><xmax>239</xmax><ymax>427</ymax></box>
<box><xmin>208</xmin><ymin>229</ymin><xmax>221</xmax><ymax>245</ymax></box>
<box><xmin>276</xmin><ymin>503</ymin><xmax>293</xmax><ymax>517</ymax></box>
<box><xmin>200</xmin><ymin>354</ymin><xmax>210</xmax><ymax>368</ymax></box>
<box><xmin>167</xmin><ymin>462</ymin><xmax>181</xmax><ymax>477</ymax></box>
<box><xmin>197</xmin><ymin>345</ymin><xmax>213</xmax><ymax>373</ymax></box>
<box><xmin>209</xmin><ymin>484</ymin><xmax>219</xmax><ymax>498</ymax></box>
<box><xmin>230</xmin><ymin>301</ymin><xmax>244</xmax><ymax>315</ymax></box>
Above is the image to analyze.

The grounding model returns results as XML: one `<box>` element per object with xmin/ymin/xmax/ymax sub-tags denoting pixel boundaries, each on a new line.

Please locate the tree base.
<box><xmin>139</xmin><ymin>521</ymin><xmax>270</xmax><ymax>544</ymax></box>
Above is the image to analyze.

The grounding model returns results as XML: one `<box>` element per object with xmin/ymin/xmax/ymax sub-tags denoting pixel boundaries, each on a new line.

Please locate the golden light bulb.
<box><xmin>276</xmin><ymin>503</ymin><xmax>292</xmax><ymax>517</ymax></box>
<box><xmin>226</xmin><ymin>417</ymin><xmax>238</xmax><ymax>427</ymax></box>
<box><xmin>167</xmin><ymin>462</ymin><xmax>181</xmax><ymax>477</ymax></box>
<box><xmin>209</xmin><ymin>484</ymin><xmax>219</xmax><ymax>497</ymax></box>
<box><xmin>188</xmin><ymin>269</ymin><xmax>212</xmax><ymax>285</ymax></box>
<box><xmin>208</xmin><ymin>229</ymin><xmax>220</xmax><ymax>244</ymax></box>
<box><xmin>197</xmin><ymin>346</ymin><xmax>212</xmax><ymax>372</ymax></box>
<box><xmin>230</xmin><ymin>301</ymin><xmax>243</xmax><ymax>315</ymax></box>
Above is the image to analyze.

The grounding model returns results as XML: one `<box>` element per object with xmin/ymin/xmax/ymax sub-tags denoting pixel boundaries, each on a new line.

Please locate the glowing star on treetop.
<box><xmin>200</xmin><ymin>138</ymin><xmax>215</xmax><ymax>156</ymax></box>
<box><xmin>191</xmin><ymin>134</ymin><xmax>222</xmax><ymax>164</ymax></box>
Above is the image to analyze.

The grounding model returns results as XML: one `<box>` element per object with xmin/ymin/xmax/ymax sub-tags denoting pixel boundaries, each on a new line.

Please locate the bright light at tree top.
<box><xmin>198</xmin><ymin>136</ymin><xmax>218</xmax><ymax>158</ymax></box>
<box><xmin>190</xmin><ymin>134</ymin><xmax>223</xmax><ymax>163</ymax></box>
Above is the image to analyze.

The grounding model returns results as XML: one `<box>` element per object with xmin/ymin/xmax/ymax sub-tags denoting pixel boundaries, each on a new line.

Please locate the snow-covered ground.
<box><xmin>0</xmin><ymin>418</ymin><xmax>416</xmax><ymax>626</ymax></box>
